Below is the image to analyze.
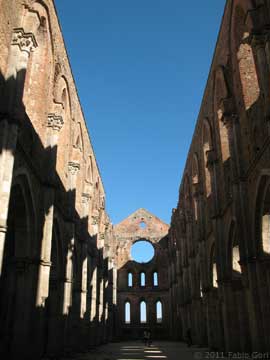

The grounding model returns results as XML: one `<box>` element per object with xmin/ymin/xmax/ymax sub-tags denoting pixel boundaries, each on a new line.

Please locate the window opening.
<box><xmin>140</xmin><ymin>272</ymin><xmax>146</xmax><ymax>286</ymax></box>
<box><xmin>153</xmin><ymin>272</ymin><xmax>158</xmax><ymax>286</ymax></box>
<box><xmin>140</xmin><ymin>301</ymin><xmax>147</xmax><ymax>323</ymax></box>
<box><xmin>128</xmin><ymin>272</ymin><xmax>133</xmax><ymax>287</ymax></box>
<box><xmin>125</xmin><ymin>302</ymin><xmax>131</xmax><ymax>324</ymax></box>
<box><xmin>156</xmin><ymin>301</ymin><xmax>162</xmax><ymax>323</ymax></box>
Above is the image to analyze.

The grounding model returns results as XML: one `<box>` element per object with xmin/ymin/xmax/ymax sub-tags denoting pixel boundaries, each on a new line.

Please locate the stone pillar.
<box><xmin>246</xmin><ymin>259</ymin><xmax>267</xmax><ymax>351</ymax></box>
<box><xmin>33</xmin><ymin>114</ymin><xmax>64</xmax><ymax>358</ymax></box>
<box><xmin>90</xmin><ymin>261</ymin><xmax>98</xmax><ymax>346</ymax></box>
<box><xmin>36</xmin><ymin>114</ymin><xmax>64</xmax><ymax>307</ymax></box>
<box><xmin>62</xmin><ymin>162</ymin><xmax>80</xmax><ymax>352</ymax></box>
<box><xmin>206</xmin><ymin>150</ymin><xmax>220</xmax><ymax>215</ymax></box>
<box><xmin>220</xmin><ymin>280</ymin><xmax>240</xmax><ymax>351</ymax></box>
<box><xmin>67</xmin><ymin>161</ymin><xmax>80</xmax><ymax>218</ymax></box>
<box><xmin>0</xmin><ymin>28</ymin><xmax>37</xmax><ymax>275</ymax></box>
<box><xmin>99</xmin><ymin>272</ymin><xmax>105</xmax><ymax>343</ymax></box>
<box><xmin>80</xmin><ymin>193</ymin><xmax>91</xmax><ymax>321</ymax></box>
<box><xmin>112</xmin><ymin>265</ymin><xmax>118</xmax><ymax>340</ymax></box>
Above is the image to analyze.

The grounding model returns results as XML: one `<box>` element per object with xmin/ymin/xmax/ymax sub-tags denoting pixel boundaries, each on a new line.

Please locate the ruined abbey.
<box><xmin>1</xmin><ymin>0</ymin><xmax>270</xmax><ymax>359</ymax></box>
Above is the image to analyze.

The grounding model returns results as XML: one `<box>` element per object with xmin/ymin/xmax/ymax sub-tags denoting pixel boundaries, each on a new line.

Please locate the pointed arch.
<box><xmin>214</xmin><ymin>66</ymin><xmax>230</xmax><ymax>162</ymax></box>
<box><xmin>192</xmin><ymin>153</ymin><xmax>200</xmax><ymax>221</ymax></box>
<box><xmin>73</xmin><ymin>121</ymin><xmax>84</xmax><ymax>153</ymax></box>
<box><xmin>156</xmin><ymin>300</ymin><xmax>163</xmax><ymax>323</ymax></box>
<box><xmin>140</xmin><ymin>300</ymin><xmax>147</xmax><ymax>323</ymax></box>
<box><xmin>22</xmin><ymin>3</ymin><xmax>54</xmax><ymax>141</ymax></box>
<box><xmin>210</xmin><ymin>243</ymin><xmax>218</xmax><ymax>288</ymax></box>
<box><xmin>153</xmin><ymin>271</ymin><xmax>158</xmax><ymax>287</ymax></box>
<box><xmin>227</xmin><ymin>221</ymin><xmax>242</xmax><ymax>277</ymax></box>
<box><xmin>54</xmin><ymin>75</ymin><xmax>72</xmax><ymax>116</ymax></box>
<box><xmin>86</xmin><ymin>155</ymin><xmax>94</xmax><ymax>184</ymax></box>
<box><xmin>53</xmin><ymin>75</ymin><xmax>72</xmax><ymax>183</ymax></box>
<box><xmin>254</xmin><ymin>174</ymin><xmax>270</xmax><ymax>256</ymax></box>
<box><xmin>1</xmin><ymin>173</ymin><xmax>36</xmax><ymax>353</ymax></box>
<box><xmin>140</xmin><ymin>272</ymin><xmax>146</xmax><ymax>287</ymax></box>
<box><xmin>202</xmin><ymin>118</ymin><xmax>213</xmax><ymax>197</ymax></box>
<box><xmin>124</xmin><ymin>300</ymin><xmax>131</xmax><ymax>324</ymax></box>
<box><xmin>128</xmin><ymin>272</ymin><xmax>133</xmax><ymax>287</ymax></box>
<box><xmin>231</xmin><ymin>2</ymin><xmax>260</xmax><ymax>110</ymax></box>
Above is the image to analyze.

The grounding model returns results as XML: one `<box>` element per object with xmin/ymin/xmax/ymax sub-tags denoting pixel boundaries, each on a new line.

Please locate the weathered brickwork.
<box><xmin>1</xmin><ymin>0</ymin><xmax>270</xmax><ymax>357</ymax></box>
<box><xmin>168</xmin><ymin>0</ymin><xmax>270</xmax><ymax>352</ymax></box>
<box><xmin>0</xmin><ymin>1</ymin><xmax>116</xmax><ymax>359</ymax></box>
<box><xmin>114</xmin><ymin>209</ymin><xmax>170</xmax><ymax>341</ymax></box>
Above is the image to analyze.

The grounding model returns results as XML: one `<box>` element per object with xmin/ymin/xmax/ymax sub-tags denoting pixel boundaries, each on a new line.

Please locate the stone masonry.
<box><xmin>1</xmin><ymin>0</ymin><xmax>270</xmax><ymax>359</ymax></box>
<box><xmin>168</xmin><ymin>0</ymin><xmax>270</xmax><ymax>353</ymax></box>
<box><xmin>114</xmin><ymin>208</ymin><xmax>170</xmax><ymax>341</ymax></box>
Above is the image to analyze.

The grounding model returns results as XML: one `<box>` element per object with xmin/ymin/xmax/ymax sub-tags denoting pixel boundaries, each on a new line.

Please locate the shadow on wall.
<box><xmin>168</xmin><ymin>2</ymin><xmax>270</xmax><ymax>352</ymax></box>
<box><xmin>0</xmin><ymin>70</ymin><xmax>116</xmax><ymax>360</ymax></box>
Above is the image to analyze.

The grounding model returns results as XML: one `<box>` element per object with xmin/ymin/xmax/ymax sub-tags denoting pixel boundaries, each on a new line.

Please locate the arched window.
<box><xmin>86</xmin><ymin>156</ymin><xmax>94</xmax><ymax>183</ymax></box>
<box><xmin>228</xmin><ymin>223</ymin><xmax>242</xmax><ymax>275</ymax></box>
<box><xmin>232</xmin><ymin>244</ymin><xmax>241</xmax><ymax>274</ymax></box>
<box><xmin>140</xmin><ymin>272</ymin><xmax>146</xmax><ymax>286</ymax></box>
<box><xmin>192</xmin><ymin>154</ymin><xmax>200</xmax><ymax>221</ymax></box>
<box><xmin>202</xmin><ymin>120</ymin><xmax>213</xmax><ymax>197</ymax></box>
<box><xmin>156</xmin><ymin>301</ymin><xmax>163</xmax><ymax>323</ymax></box>
<box><xmin>233</xmin><ymin>6</ymin><xmax>259</xmax><ymax>111</ymax></box>
<box><xmin>128</xmin><ymin>272</ymin><xmax>133</xmax><ymax>287</ymax></box>
<box><xmin>140</xmin><ymin>301</ymin><xmax>147</xmax><ymax>323</ymax></box>
<box><xmin>200</xmin><ymin>281</ymin><xmax>203</xmax><ymax>298</ymax></box>
<box><xmin>125</xmin><ymin>302</ymin><xmax>131</xmax><ymax>324</ymax></box>
<box><xmin>214</xmin><ymin>67</ymin><xmax>231</xmax><ymax>163</ymax></box>
<box><xmin>210</xmin><ymin>244</ymin><xmax>218</xmax><ymax>288</ymax></box>
<box><xmin>153</xmin><ymin>272</ymin><xmax>158</xmax><ymax>286</ymax></box>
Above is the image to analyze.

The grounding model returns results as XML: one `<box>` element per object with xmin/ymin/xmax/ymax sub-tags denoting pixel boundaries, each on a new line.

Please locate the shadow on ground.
<box><xmin>60</xmin><ymin>341</ymin><xmax>209</xmax><ymax>360</ymax></box>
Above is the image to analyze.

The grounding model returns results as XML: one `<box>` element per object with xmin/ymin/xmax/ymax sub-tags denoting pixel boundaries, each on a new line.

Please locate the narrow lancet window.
<box><xmin>156</xmin><ymin>301</ymin><xmax>162</xmax><ymax>323</ymax></box>
<box><xmin>125</xmin><ymin>302</ymin><xmax>131</xmax><ymax>324</ymax></box>
<box><xmin>153</xmin><ymin>272</ymin><xmax>158</xmax><ymax>286</ymax></box>
<box><xmin>128</xmin><ymin>272</ymin><xmax>133</xmax><ymax>287</ymax></box>
<box><xmin>140</xmin><ymin>301</ymin><xmax>147</xmax><ymax>323</ymax></box>
<box><xmin>140</xmin><ymin>272</ymin><xmax>146</xmax><ymax>286</ymax></box>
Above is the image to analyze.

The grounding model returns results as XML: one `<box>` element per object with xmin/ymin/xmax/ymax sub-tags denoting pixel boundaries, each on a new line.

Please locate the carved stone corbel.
<box><xmin>12</xmin><ymin>28</ymin><xmax>38</xmax><ymax>54</ymax></box>
<box><xmin>82</xmin><ymin>192</ymin><xmax>91</xmax><ymax>204</ymax></box>
<box><xmin>68</xmin><ymin>161</ymin><xmax>80</xmax><ymax>175</ymax></box>
<box><xmin>47</xmin><ymin>113</ymin><xmax>64</xmax><ymax>132</ymax></box>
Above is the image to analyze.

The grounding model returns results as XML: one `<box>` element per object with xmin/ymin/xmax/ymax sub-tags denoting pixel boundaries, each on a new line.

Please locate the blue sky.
<box><xmin>131</xmin><ymin>241</ymin><xmax>154</xmax><ymax>263</ymax></box>
<box><xmin>55</xmin><ymin>0</ymin><xmax>226</xmax><ymax>225</ymax></box>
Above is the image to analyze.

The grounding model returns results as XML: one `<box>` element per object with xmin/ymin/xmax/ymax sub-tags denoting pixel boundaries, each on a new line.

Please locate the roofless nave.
<box><xmin>0</xmin><ymin>0</ymin><xmax>270</xmax><ymax>359</ymax></box>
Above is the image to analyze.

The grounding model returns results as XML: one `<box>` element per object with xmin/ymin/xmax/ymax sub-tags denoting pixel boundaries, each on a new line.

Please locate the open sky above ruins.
<box><xmin>55</xmin><ymin>0</ymin><xmax>226</xmax><ymax>225</ymax></box>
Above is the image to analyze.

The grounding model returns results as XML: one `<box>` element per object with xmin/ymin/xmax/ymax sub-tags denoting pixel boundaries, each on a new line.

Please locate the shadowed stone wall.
<box><xmin>0</xmin><ymin>1</ymin><xmax>116</xmax><ymax>359</ymax></box>
<box><xmin>168</xmin><ymin>0</ymin><xmax>270</xmax><ymax>352</ymax></box>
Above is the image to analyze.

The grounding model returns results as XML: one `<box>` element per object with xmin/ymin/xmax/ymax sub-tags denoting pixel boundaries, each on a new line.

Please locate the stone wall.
<box><xmin>114</xmin><ymin>208</ymin><xmax>170</xmax><ymax>340</ymax></box>
<box><xmin>168</xmin><ymin>0</ymin><xmax>270</xmax><ymax>352</ymax></box>
<box><xmin>0</xmin><ymin>1</ymin><xmax>116</xmax><ymax>359</ymax></box>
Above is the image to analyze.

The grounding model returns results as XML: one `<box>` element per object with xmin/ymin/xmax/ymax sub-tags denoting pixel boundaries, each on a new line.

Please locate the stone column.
<box><xmin>80</xmin><ymin>193</ymin><xmax>91</xmax><ymax>320</ymax></box>
<box><xmin>36</xmin><ymin>114</ymin><xmax>64</xmax><ymax>307</ymax></box>
<box><xmin>62</xmin><ymin>161</ymin><xmax>80</xmax><ymax>352</ymax></box>
<box><xmin>90</xmin><ymin>261</ymin><xmax>98</xmax><ymax>346</ymax></box>
<box><xmin>219</xmin><ymin>280</ymin><xmax>239</xmax><ymax>351</ymax></box>
<box><xmin>67</xmin><ymin>161</ymin><xmax>80</xmax><ymax>218</ymax></box>
<box><xmin>112</xmin><ymin>265</ymin><xmax>118</xmax><ymax>340</ymax></box>
<box><xmin>0</xmin><ymin>28</ymin><xmax>37</xmax><ymax>275</ymax></box>
<box><xmin>98</xmin><ymin>274</ymin><xmax>104</xmax><ymax>344</ymax></box>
